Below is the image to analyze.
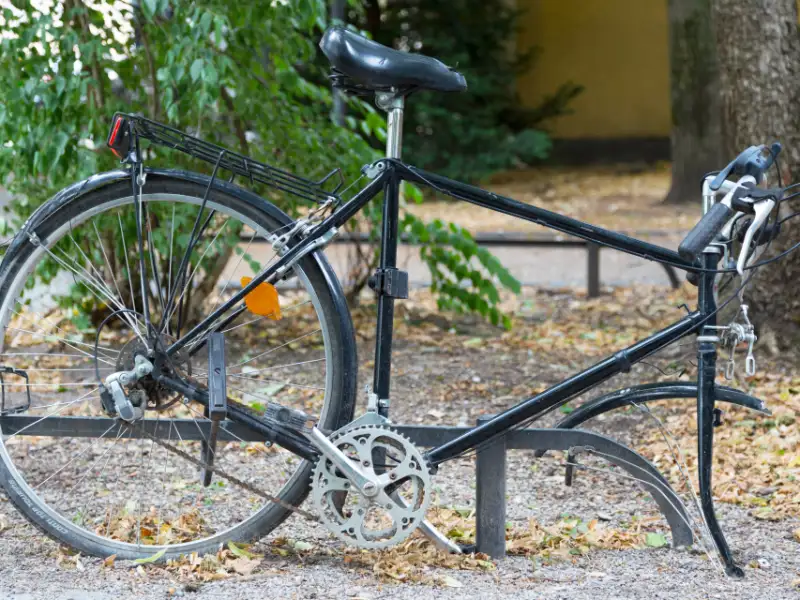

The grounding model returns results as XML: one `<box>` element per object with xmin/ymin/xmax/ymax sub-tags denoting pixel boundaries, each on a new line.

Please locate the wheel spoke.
<box><xmin>235</xmin><ymin>328</ymin><xmax>321</xmax><ymax>368</ymax></box>
<box><xmin>0</xmin><ymin>191</ymin><xmax>335</xmax><ymax>555</ymax></box>
<box><xmin>34</xmin><ymin>420</ymin><xmax>118</xmax><ymax>490</ymax></box>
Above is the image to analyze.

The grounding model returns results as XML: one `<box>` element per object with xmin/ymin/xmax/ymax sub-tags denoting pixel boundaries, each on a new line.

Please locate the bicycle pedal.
<box><xmin>0</xmin><ymin>367</ymin><xmax>31</xmax><ymax>415</ymax></box>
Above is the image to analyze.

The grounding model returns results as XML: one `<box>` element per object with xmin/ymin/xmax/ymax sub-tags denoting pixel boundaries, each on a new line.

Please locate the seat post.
<box><xmin>376</xmin><ymin>91</ymin><xmax>405</xmax><ymax>159</ymax></box>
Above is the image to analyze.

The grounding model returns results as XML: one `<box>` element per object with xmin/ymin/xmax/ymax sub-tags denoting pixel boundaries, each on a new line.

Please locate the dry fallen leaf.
<box><xmin>227</xmin><ymin>557</ymin><xmax>260</xmax><ymax>576</ymax></box>
<box><xmin>439</xmin><ymin>575</ymin><xmax>463</xmax><ymax>588</ymax></box>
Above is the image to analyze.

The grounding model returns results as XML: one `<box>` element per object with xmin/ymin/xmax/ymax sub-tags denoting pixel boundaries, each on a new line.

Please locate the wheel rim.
<box><xmin>0</xmin><ymin>191</ymin><xmax>336</xmax><ymax>556</ymax></box>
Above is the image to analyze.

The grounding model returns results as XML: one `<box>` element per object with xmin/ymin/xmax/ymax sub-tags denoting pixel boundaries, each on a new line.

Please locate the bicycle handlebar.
<box><xmin>679</xmin><ymin>143</ymin><xmax>784</xmax><ymax>266</ymax></box>
<box><xmin>678</xmin><ymin>202</ymin><xmax>734</xmax><ymax>262</ymax></box>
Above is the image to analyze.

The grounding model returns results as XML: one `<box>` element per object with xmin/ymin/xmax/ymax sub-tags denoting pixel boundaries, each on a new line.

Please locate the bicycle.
<box><xmin>0</xmin><ymin>27</ymin><xmax>790</xmax><ymax>577</ymax></box>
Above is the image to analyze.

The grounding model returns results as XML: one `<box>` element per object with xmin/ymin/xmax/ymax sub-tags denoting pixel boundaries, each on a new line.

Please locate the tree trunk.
<box><xmin>665</xmin><ymin>0</ymin><xmax>724</xmax><ymax>204</ymax></box>
<box><xmin>710</xmin><ymin>0</ymin><xmax>800</xmax><ymax>342</ymax></box>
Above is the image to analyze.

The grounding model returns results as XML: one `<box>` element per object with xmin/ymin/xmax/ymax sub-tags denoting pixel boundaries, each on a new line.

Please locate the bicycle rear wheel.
<box><xmin>0</xmin><ymin>173</ymin><xmax>357</xmax><ymax>559</ymax></box>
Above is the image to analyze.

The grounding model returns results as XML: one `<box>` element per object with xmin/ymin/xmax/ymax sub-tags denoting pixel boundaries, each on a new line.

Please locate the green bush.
<box><xmin>0</xmin><ymin>0</ymin><xmax>522</xmax><ymax>330</ymax></box>
<box><xmin>362</xmin><ymin>0</ymin><xmax>582</xmax><ymax>182</ymax></box>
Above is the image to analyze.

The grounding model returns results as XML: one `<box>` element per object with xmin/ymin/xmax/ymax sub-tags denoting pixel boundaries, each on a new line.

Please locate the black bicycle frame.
<box><xmin>165</xmin><ymin>158</ymin><xmax>739</xmax><ymax>575</ymax></box>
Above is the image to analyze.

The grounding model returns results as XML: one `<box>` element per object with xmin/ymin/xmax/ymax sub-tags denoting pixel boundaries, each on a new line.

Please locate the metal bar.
<box><xmin>372</xmin><ymin>171</ymin><xmax>401</xmax><ymax>417</ymax></box>
<box><xmin>0</xmin><ymin>415</ymin><xmax>260</xmax><ymax>441</ymax></box>
<box><xmin>587</xmin><ymin>242</ymin><xmax>600</xmax><ymax>297</ymax></box>
<box><xmin>255</xmin><ymin>231</ymin><xmax>591</xmax><ymax>248</ymax></box>
<box><xmin>250</xmin><ymin>230</ymin><xmax>678</xmax><ymax>248</ymax></box>
<box><xmin>384</xmin><ymin>99</ymin><xmax>405</xmax><ymax>159</ymax></box>
<box><xmin>475</xmin><ymin>416</ymin><xmax>507</xmax><ymax>557</ymax></box>
<box><xmin>424</xmin><ymin>311</ymin><xmax>704</xmax><ymax>466</ymax></box>
<box><xmin>398</xmin><ymin>163</ymin><xmax>695</xmax><ymax>271</ymax></box>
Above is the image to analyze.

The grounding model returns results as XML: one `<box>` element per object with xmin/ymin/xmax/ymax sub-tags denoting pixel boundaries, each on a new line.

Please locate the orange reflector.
<box><xmin>240</xmin><ymin>277</ymin><xmax>281</xmax><ymax>320</ymax></box>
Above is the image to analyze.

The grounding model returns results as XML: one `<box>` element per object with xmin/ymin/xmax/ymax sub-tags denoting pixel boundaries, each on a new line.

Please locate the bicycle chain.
<box><xmin>129</xmin><ymin>419</ymin><xmax>320</xmax><ymax>522</ymax></box>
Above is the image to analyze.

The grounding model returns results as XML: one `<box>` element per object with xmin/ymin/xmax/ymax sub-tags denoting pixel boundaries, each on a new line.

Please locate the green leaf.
<box><xmin>227</xmin><ymin>541</ymin><xmax>259</xmax><ymax>559</ymax></box>
<box><xmin>133</xmin><ymin>548</ymin><xmax>166</xmax><ymax>564</ymax></box>
<box><xmin>141</xmin><ymin>0</ymin><xmax>158</xmax><ymax>19</ymax></box>
<box><xmin>47</xmin><ymin>131</ymin><xmax>70</xmax><ymax>176</ymax></box>
<box><xmin>199</xmin><ymin>12</ymin><xmax>212</xmax><ymax>34</ymax></box>
<box><xmin>203</xmin><ymin>63</ymin><xmax>218</xmax><ymax>86</ymax></box>
<box><xmin>292</xmin><ymin>540</ymin><xmax>313</xmax><ymax>552</ymax></box>
<box><xmin>645</xmin><ymin>533</ymin><xmax>667</xmax><ymax>548</ymax></box>
<box><xmin>190</xmin><ymin>58</ymin><xmax>204</xmax><ymax>82</ymax></box>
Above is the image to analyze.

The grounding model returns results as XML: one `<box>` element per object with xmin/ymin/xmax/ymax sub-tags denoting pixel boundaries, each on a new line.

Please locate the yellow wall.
<box><xmin>517</xmin><ymin>0</ymin><xmax>671</xmax><ymax>139</ymax></box>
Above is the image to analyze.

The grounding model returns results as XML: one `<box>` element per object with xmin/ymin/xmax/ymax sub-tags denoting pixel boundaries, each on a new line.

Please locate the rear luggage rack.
<box><xmin>107</xmin><ymin>113</ymin><xmax>344</xmax><ymax>205</ymax></box>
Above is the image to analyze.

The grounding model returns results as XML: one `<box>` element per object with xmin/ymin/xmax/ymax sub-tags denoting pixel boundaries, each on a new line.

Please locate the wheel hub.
<box><xmin>114</xmin><ymin>334</ymin><xmax>192</xmax><ymax>410</ymax></box>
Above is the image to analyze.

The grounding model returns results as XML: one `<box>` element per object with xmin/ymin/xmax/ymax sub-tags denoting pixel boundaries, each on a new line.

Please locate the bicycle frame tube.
<box><xmin>424</xmin><ymin>310</ymin><xmax>704</xmax><ymax>465</ymax></box>
<box><xmin>169</xmin><ymin>159</ymin><xmax>695</xmax><ymax>356</ymax></box>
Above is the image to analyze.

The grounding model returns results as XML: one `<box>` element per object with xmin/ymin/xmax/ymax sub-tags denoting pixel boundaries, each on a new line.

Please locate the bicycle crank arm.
<box><xmin>305</xmin><ymin>427</ymin><xmax>381</xmax><ymax>496</ymax></box>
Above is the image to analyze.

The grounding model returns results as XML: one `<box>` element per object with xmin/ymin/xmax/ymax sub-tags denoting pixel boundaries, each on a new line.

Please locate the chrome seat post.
<box><xmin>376</xmin><ymin>91</ymin><xmax>405</xmax><ymax>159</ymax></box>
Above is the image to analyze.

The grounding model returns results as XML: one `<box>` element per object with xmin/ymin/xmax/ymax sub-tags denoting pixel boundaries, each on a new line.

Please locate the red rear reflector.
<box><xmin>108</xmin><ymin>117</ymin><xmax>122</xmax><ymax>147</ymax></box>
<box><xmin>106</xmin><ymin>114</ymin><xmax>129</xmax><ymax>158</ymax></box>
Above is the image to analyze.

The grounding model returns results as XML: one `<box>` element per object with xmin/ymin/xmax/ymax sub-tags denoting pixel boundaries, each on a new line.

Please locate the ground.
<box><xmin>1</xmin><ymin>283</ymin><xmax>798</xmax><ymax>600</ymax></box>
<box><xmin>1</xmin><ymin>166</ymin><xmax>798</xmax><ymax>599</ymax></box>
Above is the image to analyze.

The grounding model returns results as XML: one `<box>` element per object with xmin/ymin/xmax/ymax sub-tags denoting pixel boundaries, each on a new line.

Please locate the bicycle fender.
<box><xmin>534</xmin><ymin>381</ymin><xmax>769</xmax><ymax>457</ymax></box>
<box><xmin>2</xmin><ymin>168</ymin><xmax>297</xmax><ymax>271</ymax></box>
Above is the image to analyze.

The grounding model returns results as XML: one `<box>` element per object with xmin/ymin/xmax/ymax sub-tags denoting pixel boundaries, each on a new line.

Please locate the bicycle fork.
<box><xmin>697</xmin><ymin>250</ymin><xmax>744</xmax><ymax>578</ymax></box>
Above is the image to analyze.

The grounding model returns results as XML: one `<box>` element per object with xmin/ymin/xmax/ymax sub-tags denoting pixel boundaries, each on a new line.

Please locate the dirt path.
<box><xmin>1</xmin><ymin>285</ymin><xmax>799</xmax><ymax>599</ymax></box>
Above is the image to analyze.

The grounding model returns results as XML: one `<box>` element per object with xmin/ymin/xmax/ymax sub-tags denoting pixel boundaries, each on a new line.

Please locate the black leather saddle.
<box><xmin>320</xmin><ymin>27</ymin><xmax>467</xmax><ymax>94</ymax></box>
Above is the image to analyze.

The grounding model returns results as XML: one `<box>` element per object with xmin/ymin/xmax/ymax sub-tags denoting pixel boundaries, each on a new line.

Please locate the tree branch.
<box><xmin>219</xmin><ymin>85</ymin><xmax>249</xmax><ymax>155</ymax></box>
<box><xmin>139</xmin><ymin>25</ymin><xmax>160</xmax><ymax>119</ymax></box>
<box><xmin>69</xmin><ymin>0</ymin><xmax>105</xmax><ymax>109</ymax></box>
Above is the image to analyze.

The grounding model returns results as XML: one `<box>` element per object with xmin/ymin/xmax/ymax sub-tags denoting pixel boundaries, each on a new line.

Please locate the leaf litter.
<box><xmin>33</xmin><ymin>280</ymin><xmax>800</xmax><ymax>586</ymax></box>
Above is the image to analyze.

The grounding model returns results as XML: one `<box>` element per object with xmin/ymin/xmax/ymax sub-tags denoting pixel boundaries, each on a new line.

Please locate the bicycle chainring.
<box><xmin>310</xmin><ymin>424</ymin><xmax>431</xmax><ymax>549</ymax></box>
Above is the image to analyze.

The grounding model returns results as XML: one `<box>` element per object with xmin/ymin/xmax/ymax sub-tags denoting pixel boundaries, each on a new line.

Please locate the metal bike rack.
<box><xmin>395</xmin><ymin>419</ymin><xmax>693</xmax><ymax>557</ymax></box>
<box><xmin>0</xmin><ymin>414</ymin><xmax>692</xmax><ymax>558</ymax></box>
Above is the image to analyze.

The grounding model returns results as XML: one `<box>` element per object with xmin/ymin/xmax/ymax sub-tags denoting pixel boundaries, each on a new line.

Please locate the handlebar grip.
<box><xmin>678</xmin><ymin>202</ymin><xmax>734</xmax><ymax>262</ymax></box>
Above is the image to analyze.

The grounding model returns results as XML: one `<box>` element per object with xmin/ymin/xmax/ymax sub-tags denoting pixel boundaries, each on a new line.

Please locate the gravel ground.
<box><xmin>1</xmin><ymin>332</ymin><xmax>799</xmax><ymax>599</ymax></box>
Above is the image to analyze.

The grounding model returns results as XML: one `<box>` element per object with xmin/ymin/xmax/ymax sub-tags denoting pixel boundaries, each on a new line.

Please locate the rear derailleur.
<box><xmin>99</xmin><ymin>354</ymin><xmax>153</xmax><ymax>422</ymax></box>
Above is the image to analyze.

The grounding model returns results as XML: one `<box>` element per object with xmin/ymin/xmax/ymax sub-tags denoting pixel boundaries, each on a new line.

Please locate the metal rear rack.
<box><xmin>107</xmin><ymin>113</ymin><xmax>344</xmax><ymax>205</ymax></box>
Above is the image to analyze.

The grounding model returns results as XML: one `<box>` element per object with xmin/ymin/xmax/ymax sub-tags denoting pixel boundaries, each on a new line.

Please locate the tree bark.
<box><xmin>665</xmin><ymin>0</ymin><xmax>723</xmax><ymax>204</ymax></box>
<box><xmin>710</xmin><ymin>0</ymin><xmax>800</xmax><ymax>342</ymax></box>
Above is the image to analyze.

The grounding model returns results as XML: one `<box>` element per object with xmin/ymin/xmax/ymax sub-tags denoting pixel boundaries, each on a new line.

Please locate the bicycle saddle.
<box><xmin>320</xmin><ymin>27</ymin><xmax>468</xmax><ymax>94</ymax></box>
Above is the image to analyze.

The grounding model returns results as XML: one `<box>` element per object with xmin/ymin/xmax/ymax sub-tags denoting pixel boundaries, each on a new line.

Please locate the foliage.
<box><xmin>364</xmin><ymin>0</ymin><xmax>582</xmax><ymax>182</ymax></box>
<box><xmin>0</xmin><ymin>0</ymin><xmax>519</xmax><ymax>329</ymax></box>
<box><xmin>402</xmin><ymin>209</ymin><xmax>519</xmax><ymax>328</ymax></box>
<box><xmin>0</xmin><ymin>1</ymin><xmax>376</xmax><ymax>206</ymax></box>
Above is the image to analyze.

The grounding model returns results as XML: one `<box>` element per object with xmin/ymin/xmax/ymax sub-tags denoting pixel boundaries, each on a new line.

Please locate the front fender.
<box><xmin>534</xmin><ymin>381</ymin><xmax>769</xmax><ymax>457</ymax></box>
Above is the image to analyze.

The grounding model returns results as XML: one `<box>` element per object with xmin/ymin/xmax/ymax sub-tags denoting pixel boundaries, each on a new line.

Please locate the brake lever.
<box><xmin>736</xmin><ymin>199</ymin><xmax>775</xmax><ymax>276</ymax></box>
